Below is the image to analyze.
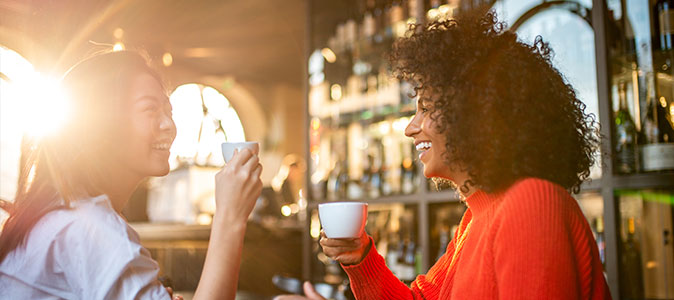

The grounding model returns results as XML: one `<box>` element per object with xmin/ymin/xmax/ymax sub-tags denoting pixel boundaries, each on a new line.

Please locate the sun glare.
<box><xmin>1</xmin><ymin>46</ymin><xmax>69</xmax><ymax>203</ymax></box>
<box><xmin>0</xmin><ymin>47</ymin><xmax>70</xmax><ymax>137</ymax></box>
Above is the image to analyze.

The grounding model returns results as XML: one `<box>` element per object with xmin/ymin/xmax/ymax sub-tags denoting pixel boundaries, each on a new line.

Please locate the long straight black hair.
<box><xmin>0</xmin><ymin>51</ymin><xmax>163</xmax><ymax>263</ymax></box>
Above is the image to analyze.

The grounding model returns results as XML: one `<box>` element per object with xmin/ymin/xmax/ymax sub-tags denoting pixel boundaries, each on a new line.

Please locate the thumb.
<box><xmin>303</xmin><ymin>281</ymin><xmax>325</xmax><ymax>300</ymax></box>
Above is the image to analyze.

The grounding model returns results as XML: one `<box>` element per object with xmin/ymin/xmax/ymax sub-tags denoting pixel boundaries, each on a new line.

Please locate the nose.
<box><xmin>405</xmin><ymin>114</ymin><xmax>421</xmax><ymax>137</ymax></box>
<box><xmin>159</xmin><ymin>112</ymin><xmax>177</xmax><ymax>138</ymax></box>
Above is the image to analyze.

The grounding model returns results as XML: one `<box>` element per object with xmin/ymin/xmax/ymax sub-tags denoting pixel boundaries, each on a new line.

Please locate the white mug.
<box><xmin>318</xmin><ymin>202</ymin><xmax>368</xmax><ymax>239</ymax></box>
<box><xmin>221</xmin><ymin>142</ymin><xmax>259</xmax><ymax>163</ymax></box>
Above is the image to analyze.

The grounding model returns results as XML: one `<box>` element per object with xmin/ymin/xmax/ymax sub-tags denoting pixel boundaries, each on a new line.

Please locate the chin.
<box><xmin>151</xmin><ymin>164</ymin><xmax>171</xmax><ymax>177</ymax></box>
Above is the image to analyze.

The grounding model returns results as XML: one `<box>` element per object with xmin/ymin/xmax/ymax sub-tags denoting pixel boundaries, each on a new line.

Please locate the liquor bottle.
<box><xmin>397</xmin><ymin>234</ymin><xmax>416</xmax><ymax>283</ymax></box>
<box><xmin>337</xmin><ymin>160</ymin><xmax>349</xmax><ymax>200</ymax></box>
<box><xmin>401</xmin><ymin>141</ymin><xmax>417</xmax><ymax>194</ymax></box>
<box><xmin>361</xmin><ymin>152</ymin><xmax>373</xmax><ymax>198</ymax></box>
<box><xmin>614</xmin><ymin>81</ymin><xmax>638</xmax><ymax>173</ymax></box>
<box><xmin>390</xmin><ymin>0</ymin><xmax>408</xmax><ymax>38</ymax></box>
<box><xmin>404</xmin><ymin>235</ymin><xmax>418</xmax><ymax>281</ymax></box>
<box><xmin>595</xmin><ymin>216</ymin><xmax>606</xmax><ymax>267</ymax></box>
<box><xmin>385</xmin><ymin>231</ymin><xmax>399</xmax><ymax>268</ymax></box>
<box><xmin>436</xmin><ymin>225</ymin><xmax>450</xmax><ymax>262</ymax></box>
<box><xmin>369</xmin><ymin>140</ymin><xmax>383</xmax><ymax>199</ymax></box>
<box><xmin>327</xmin><ymin>158</ymin><xmax>348</xmax><ymax>201</ymax></box>
<box><xmin>363</xmin><ymin>0</ymin><xmax>378</xmax><ymax>46</ymax></box>
<box><xmin>326</xmin><ymin>157</ymin><xmax>339</xmax><ymax>201</ymax></box>
<box><xmin>619</xmin><ymin>217</ymin><xmax>645</xmax><ymax>299</ymax></box>
<box><xmin>640</xmin><ymin>88</ymin><xmax>674</xmax><ymax>171</ymax></box>
<box><xmin>654</xmin><ymin>0</ymin><xmax>674</xmax><ymax>52</ymax></box>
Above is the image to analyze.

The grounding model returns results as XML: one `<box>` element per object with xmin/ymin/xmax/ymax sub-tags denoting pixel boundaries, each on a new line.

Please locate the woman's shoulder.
<box><xmin>498</xmin><ymin>177</ymin><xmax>576</xmax><ymax>212</ymax></box>
<box><xmin>1</xmin><ymin>195</ymin><xmax>129</xmax><ymax>279</ymax></box>
<box><xmin>17</xmin><ymin>195</ymin><xmax>132</xmax><ymax>260</ymax></box>
<box><xmin>39</xmin><ymin>195</ymin><xmax>126</xmax><ymax>238</ymax></box>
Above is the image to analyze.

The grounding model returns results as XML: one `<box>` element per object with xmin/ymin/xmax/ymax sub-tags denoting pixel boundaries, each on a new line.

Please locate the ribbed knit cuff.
<box><xmin>342</xmin><ymin>237</ymin><xmax>412</xmax><ymax>299</ymax></box>
<box><xmin>342</xmin><ymin>237</ymin><xmax>381</xmax><ymax>275</ymax></box>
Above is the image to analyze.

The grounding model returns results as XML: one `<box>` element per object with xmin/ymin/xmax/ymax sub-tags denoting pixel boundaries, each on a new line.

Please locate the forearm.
<box><xmin>193</xmin><ymin>215</ymin><xmax>247</xmax><ymax>300</ymax></box>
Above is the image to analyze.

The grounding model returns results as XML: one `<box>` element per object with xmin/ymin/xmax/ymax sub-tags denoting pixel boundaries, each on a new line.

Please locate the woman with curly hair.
<box><xmin>277</xmin><ymin>9</ymin><xmax>610</xmax><ymax>300</ymax></box>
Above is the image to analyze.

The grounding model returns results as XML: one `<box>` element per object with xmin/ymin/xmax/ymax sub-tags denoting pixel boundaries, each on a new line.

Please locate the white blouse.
<box><xmin>0</xmin><ymin>195</ymin><xmax>170</xmax><ymax>299</ymax></box>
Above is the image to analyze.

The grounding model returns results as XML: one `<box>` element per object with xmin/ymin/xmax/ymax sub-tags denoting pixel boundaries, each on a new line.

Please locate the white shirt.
<box><xmin>0</xmin><ymin>195</ymin><xmax>170</xmax><ymax>299</ymax></box>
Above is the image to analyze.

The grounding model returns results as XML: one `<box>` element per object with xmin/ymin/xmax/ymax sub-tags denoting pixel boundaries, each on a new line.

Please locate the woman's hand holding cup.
<box><xmin>319</xmin><ymin>230</ymin><xmax>371</xmax><ymax>265</ymax></box>
<box><xmin>215</xmin><ymin>146</ymin><xmax>263</xmax><ymax>225</ymax></box>
<box><xmin>317</xmin><ymin>202</ymin><xmax>371</xmax><ymax>265</ymax></box>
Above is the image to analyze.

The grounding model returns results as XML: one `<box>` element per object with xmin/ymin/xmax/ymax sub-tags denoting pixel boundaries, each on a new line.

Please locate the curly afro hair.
<box><xmin>389</xmin><ymin>10</ymin><xmax>599</xmax><ymax>194</ymax></box>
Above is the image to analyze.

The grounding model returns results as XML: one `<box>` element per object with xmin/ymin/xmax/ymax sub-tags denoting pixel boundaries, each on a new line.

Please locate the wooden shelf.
<box><xmin>579</xmin><ymin>178</ymin><xmax>602</xmax><ymax>193</ymax></box>
<box><xmin>427</xmin><ymin>190</ymin><xmax>462</xmax><ymax>203</ymax></box>
<box><xmin>612</xmin><ymin>172</ymin><xmax>674</xmax><ymax>190</ymax></box>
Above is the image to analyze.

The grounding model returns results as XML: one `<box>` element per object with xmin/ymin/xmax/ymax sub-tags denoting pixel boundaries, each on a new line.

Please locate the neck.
<box><xmin>449</xmin><ymin>170</ymin><xmax>474</xmax><ymax>199</ymax></box>
<box><xmin>97</xmin><ymin>168</ymin><xmax>143</xmax><ymax>213</ymax></box>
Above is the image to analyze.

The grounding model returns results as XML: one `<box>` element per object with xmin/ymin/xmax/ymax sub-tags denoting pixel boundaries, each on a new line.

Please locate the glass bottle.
<box><xmin>615</xmin><ymin>81</ymin><xmax>638</xmax><ymax>173</ymax></box>
<box><xmin>619</xmin><ymin>217</ymin><xmax>645</xmax><ymax>300</ymax></box>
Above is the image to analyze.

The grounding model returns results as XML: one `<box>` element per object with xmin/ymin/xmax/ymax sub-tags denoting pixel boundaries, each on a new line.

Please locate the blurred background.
<box><xmin>1</xmin><ymin>0</ymin><xmax>673</xmax><ymax>299</ymax></box>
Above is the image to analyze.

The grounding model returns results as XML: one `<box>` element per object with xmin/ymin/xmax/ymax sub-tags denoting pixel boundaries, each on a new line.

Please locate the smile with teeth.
<box><xmin>151</xmin><ymin>143</ymin><xmax>171</xmax><ymax>151</ymax></box>
<box><xmin>416</xmin><ymin>141</ymin><xmax>432</xmax><ymax>152</ymax></box>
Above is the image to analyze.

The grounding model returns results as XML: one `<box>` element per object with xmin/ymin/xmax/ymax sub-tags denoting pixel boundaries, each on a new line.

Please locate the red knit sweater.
<box><xmin>343</xmin><ymin>178</ymin><xmax>612</xmax><ymax>299</ymax></box>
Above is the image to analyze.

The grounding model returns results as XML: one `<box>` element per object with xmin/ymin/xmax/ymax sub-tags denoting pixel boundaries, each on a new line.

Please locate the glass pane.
<box><xmin>428</xmin><ymin>202</ymin><xmax>467</xmax><ymax>266</ymax></box>
<box><xmin>366</xmin><ymin>203</ymin><xmax>420</xmax><ymax>284</ymax></box>
<box><xmin>617</xmin><ymin>189</ymin><xmax>674</xmax><ymax>299</ymax></box>
<box><xmin>608</xmin><ymin>0</ymin><xmax>674</xmax><ymax>174</ymax></box>
<box><xmin>576</xmin><ymin>192</ymin><xmax>607</xmax><ymax>268</ymax></box>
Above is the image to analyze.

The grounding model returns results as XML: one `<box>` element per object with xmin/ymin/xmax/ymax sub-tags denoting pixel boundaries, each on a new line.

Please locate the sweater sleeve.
<box><xmin>343</xmin><ymin>230</ymin><xmax>461</xmax><ymax>300</ymax></box>
<box><xmin>492</xmin><ymin>178</ymin><xmax>581</xmax><ymax>299</ymax></box>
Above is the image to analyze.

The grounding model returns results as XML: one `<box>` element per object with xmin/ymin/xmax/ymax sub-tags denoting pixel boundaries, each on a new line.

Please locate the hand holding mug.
<box><xmin>215</xmin><ymin>147</ymin><xmax>263</xmax><ymax>224</ymax></box>
<box><xmin>319</xmin><ymin>230</ymin><xmax>371</xmax><ymax>265</ymax></box>
<box><xmin>317</xmin><ymin>202</ymin><xmax>371</xmax><ymax>265</ymax></box>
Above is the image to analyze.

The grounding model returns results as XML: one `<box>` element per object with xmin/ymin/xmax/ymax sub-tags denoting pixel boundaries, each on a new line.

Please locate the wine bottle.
<box><xmin>619</xmin><ymin>217</ymin><xmax>645</xmax><ymax>300</ymax></box>
<box><xmin>640</xmin><ymin>90</ymin><xmax>674</xmax><ymax>171</ymax></box>
<box><xmin>654</xmin><ymin>0</ymin><xmax>674</xmax><ymax>52</ymax></box>
<box><xmin>615</xmin><ymin>81</ymin><xmax>638</xmax><ymax>173</ymax></box>
<box><xmin>369</xmin><ymin>139</ymin><xmax>383</xmax><ymax>199</ymax></box>
<box><xmin>595</xmin><ymin>216</ymin><xmax>606</xmax><ymax>268</ymax></box>
<box><xmin>401</xmin><ymin>140</ymin><xmax>417</xmax><ymax>194</ymax></box>
<box><xmin>436</xmin><ymin>225</ymin><xmax>450</xmax><ymax>262</ymax></box>
<box><xmin>391</xmin><ymin>0</ymin><xmax>408</xmax><ymax>38</ymax></box>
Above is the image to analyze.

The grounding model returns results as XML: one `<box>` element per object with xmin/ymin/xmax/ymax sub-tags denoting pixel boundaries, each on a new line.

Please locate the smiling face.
<box><xmin>110</xmin><ymin>72</ymin><xmax>176</xmax><ymax>179</ymax></box>
<box><xmin>404</xmin><ymin>97</ymin><xmax>452</xmax><ymax>179</ymax></box>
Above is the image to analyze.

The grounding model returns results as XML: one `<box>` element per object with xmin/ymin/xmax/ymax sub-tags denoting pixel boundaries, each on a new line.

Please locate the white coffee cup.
<box><xmin>318</xmin><ymin>202</ymin><xmax>368</xmax><ymax>239</ymax></box>
<box><xmin>221</xmin><ymin>142</ymin><xmax>260</xmax><ymax>163</ymax></box>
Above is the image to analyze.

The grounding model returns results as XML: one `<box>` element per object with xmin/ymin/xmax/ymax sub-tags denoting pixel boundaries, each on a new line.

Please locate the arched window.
<box><xmin>169</xmin><ymin>83</ymin><xmax>245</xmax><ymax>170</ymax></box>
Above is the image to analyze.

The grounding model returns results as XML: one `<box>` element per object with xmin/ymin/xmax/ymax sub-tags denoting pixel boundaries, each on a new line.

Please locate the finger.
<box><xmin>230</xmin><ymin>148</ymin><xmax>254</xmax><ymax>167</ymax></box>
<box><xmin>323</xmin><ymin>247</ymin><xmax>359</xmax><ymax>258</ymax></box>
<box><xmin>242</xmin><ymin>153</ymin><xmax>260</xmax><ymax>171</ymax></box>
<box><xmin>320</xmin><ymin>238</ymin><xmax>360</xmax><ymax>247</ymax></box>
<box><xmin>273</xmin><ymin>296</ymin><xmax>303</xmax><ymax>300</ymax></box>
<box><xmin>303</xmin><ymin>281</ymin><xmax>326</xmax><ymax>300</ymax></box>
<box><xmin>253</xmin><ymin>163</ymin><xmax>263</xmax><ymax>178</ymax></box>
<box><xmin>174</xmin><ymin>296</ymin><xmax>183</xmax><ymax>300</ymax></box>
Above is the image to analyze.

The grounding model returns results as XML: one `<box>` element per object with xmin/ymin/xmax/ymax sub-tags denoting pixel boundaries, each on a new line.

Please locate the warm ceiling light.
<box><xmin>113</xmin><ymin>42</ymin><xmax>125</xmax><ymax>52</ymax></box>
<box><xmin>321</xmin><ymin>48</ymin><xmax>336</xmax><ymax>63</ymax></box>
<box><xmin>184</xmin><ymin>47</ymin><xmax>219</xmax><ymax>58</ymax></box>
<box><xmin>113</xmin><ymin>28</ymin><xmax>124</xmax><ymax>39</ymax></box>
<box><xmin>162</xmin><ymin>52</ymin><xmax>173</xmax><ymax>67</ymax></box>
